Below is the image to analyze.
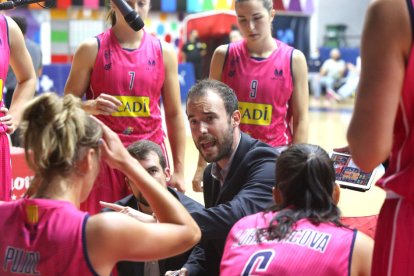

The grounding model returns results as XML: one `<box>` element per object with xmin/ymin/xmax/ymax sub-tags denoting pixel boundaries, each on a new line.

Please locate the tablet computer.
<box><xmin>330</xmin><ymin>152</ymin><xmax>380</xmax><ymax>192</ymax></box>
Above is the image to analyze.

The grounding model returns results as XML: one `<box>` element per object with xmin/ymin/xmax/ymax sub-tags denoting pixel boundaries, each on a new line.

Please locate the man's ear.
<box><xmin>332</xmin><ymin>182</ymin><xmax>340</xmax><ymax>205</ymax></box>
<box><xmin>270</xmin><ymin>9</ymin><xmax>276</xmax><ymax>21</ymax></box>
<box><xmin>232</xmin><ymin>110</ymin><xmax>241</xmax><ymax>127</ymax></box>
<box><xmin>164</xmin><ymin>167</ymin><xmax>172</xmax><ymax>182</ymax></box>
<box><xmin>272</xmin><ymin>186</ymin><xmax>283</xmax><ymax>204</ymax></box>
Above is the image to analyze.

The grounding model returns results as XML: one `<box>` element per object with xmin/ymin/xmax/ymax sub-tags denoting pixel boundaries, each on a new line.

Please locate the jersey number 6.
<box><xmin>241</xmin><ymin>249</ymin><xmax>275</xmax><ymax>276</ymax></box>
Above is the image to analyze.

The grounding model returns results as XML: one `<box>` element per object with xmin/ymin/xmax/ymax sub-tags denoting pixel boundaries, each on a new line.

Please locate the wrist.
<box><xmin>82</xmin><ymin>100</ymin><xmax>98</xmax><ymax>115</ymax></box>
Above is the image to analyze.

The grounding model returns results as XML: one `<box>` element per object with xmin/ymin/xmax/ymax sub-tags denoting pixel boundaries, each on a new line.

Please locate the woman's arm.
<box><xmin>347</xmin><ymin>0</ymin><xmax>410</xmax><ymax>171</ymax></box>
<box><xmin>290</xmin><ymin>49</ymin><xmax>309</xmax><ymax>144</ymax></box>
<box><xmin>161</xmin><ymin>41</ymin><xmax>186</xmax><ymax>192</ymax></box>
<box><xmin>64</xmin><ymin>38</ymin><xmax>121</xmax><ymax>115</ymax></box>
<box><xmin>351</xmin><ymin>231</ymin><xmax>374</xmax><ymax>276</ymax></box>
<box><xmin>86</xmin><ymin>120</ymin><xmax>200</xmax><ymax>276</ymax></box>
<box><xmin>4</xmin><ymin>16</ymin><xmax>36</xmax><ymax>134</ymax></box>
<box><xmin>209</xmin><ymin>44</ymin><xmax>228</xmax><ymax>81</ymax></box>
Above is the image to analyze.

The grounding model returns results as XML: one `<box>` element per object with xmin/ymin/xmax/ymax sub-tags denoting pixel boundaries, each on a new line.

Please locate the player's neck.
<box><xmin>112</xmin><ymin>24</ymin><xmax>144</xmax><ymax>48</ymax></box>
<box><xmin>31</xmin><ymin>177</ymin><xmax>81</xmax><ymax>208</ymax></box>
<box><xmin>247</xmin><ymin>37</ymin><xmax>276</xmax><ymax>58</ymax></box>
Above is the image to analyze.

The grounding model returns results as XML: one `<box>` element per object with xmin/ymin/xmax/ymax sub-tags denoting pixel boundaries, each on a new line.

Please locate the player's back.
<box><xmin>221</xmin><ymin>212</ymin><xmax>356</xmax><ymax>276</ymax></box>
<box><xmin>0</xmin><ymin>198</ymin><xmax>97</xmax><ymax>275</ymax></box>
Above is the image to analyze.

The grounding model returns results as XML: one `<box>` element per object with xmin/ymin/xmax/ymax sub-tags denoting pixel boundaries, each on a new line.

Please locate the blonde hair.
<box><xmin>20</xmin><ymin>93</ymin><xmax>102</xmax><ymax>196</ymax></box>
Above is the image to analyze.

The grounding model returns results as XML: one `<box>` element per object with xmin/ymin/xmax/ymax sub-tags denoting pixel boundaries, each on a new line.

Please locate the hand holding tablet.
<box><xmin>330</xmin><ymin>152</ymin><xmax>384</xmax><ymax>192</ymax></box>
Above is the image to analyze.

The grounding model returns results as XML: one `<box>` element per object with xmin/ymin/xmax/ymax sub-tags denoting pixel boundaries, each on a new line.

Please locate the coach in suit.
<box><xmin>101</xmin><ymin>140</ymin><xmax>204</xmax><ymax>276</ymax></box>
<box><xmin>169</xmin><ymin>79</ymin><xmax>278</xmax><ymax>276</ymax></box>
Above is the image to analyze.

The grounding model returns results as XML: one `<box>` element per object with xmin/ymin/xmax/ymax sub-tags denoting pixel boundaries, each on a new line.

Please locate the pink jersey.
<box><xmin>0</xmin><ymin>198</ymin><xmax>97</xmax><ymax>275</ymax></box>
<box><xmin>221</xmin><ymin>212</ymin><xmax>356</xmax><ymax>276</ymax></box>
<box><xmin>80</xmin><ymin>159</ymin><xmax>127</xmax><ymax>214</ymax></box>
<box><xmin>0</xmin><ymin>15</ymin><xmax>11</xmax><ymax>201</ymax></box>
<box><xmin>82</xmin><ymin>29</ymin><xmax>167</xmax><ymax>214</ymax></box>
<box><xmin>87</xmin><ymin>28</ymin><xmax>166</xmax><ymax>147</ymax></box>
<box><xmin>222</xmin><ymin>40</ymin><xmax>294</xmax><ymax>146</ymax></box>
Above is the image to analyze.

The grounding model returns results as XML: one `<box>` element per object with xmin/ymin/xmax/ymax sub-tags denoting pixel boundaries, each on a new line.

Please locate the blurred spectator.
<box><xmin>335</xmin><ymin>56</ymin><xmax>361</xmax><ymax>101</ymax></box>
<box><xmin>181</xmin><ymin>30</ymin><xmax>207</xmax><ymax>80</ymax></box>
<box><xmin>229</xmin><ymin>26</ymin><xmax>243</xmax><ymax>43</ymax></box>
<box><xmin>311</xmin><ymin>48</ymin><xmax>346</xmax><ymax>99</ymax></box>
<box><xmin>307</xmin><ymin>48</ymin><xmax>322</xmax><ymax>73</ymax></box>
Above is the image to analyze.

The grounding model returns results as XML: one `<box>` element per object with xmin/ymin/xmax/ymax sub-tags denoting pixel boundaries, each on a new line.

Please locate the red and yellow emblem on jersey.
<box><xmin>239</xmin><ymin>101</ymin><xmax>272</xmax><ymax>126</ymax></box>
<box><xmin>112</xmin><ymin>96</ymin><xmax>151</xmax><ymax>117</ymax></box>
<box><xmin>26</xmin><ymin>204</ymin><xmax>39</xmax><ymax>224</ymax></box>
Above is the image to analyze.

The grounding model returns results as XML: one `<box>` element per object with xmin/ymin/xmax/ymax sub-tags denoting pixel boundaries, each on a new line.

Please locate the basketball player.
<box><xmin>65</xmin><ymin>0</ymin><xmax>186</xmax><ymax>214</ymax></box>
<box><xmin>0</xmin><ymin>14</ymin><xmax>36</xmax><ymax>201</ymax></box>
<box><xmin>348</xmin><ymin>0</ymin><xmax>414</xmax><ymax>274</ymax></box>
<box><xmin>220</xmin><ymin>144</ymin><xmax>373</xmax><ymax>276</ymax></box>
<box><xmin>0</xmin><ymin>93</ymin><xmax>200</xmax><ymax>276</ymax></box>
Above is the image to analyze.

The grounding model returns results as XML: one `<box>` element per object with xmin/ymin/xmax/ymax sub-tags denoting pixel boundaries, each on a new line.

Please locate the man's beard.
<box><xmin>198</xmin><ymin>124</ymin><xmax>234</xmax><ymax>163</ymax></box>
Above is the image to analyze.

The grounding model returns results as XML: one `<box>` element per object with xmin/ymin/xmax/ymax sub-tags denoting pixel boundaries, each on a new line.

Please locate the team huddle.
<box><xmin>1</xmin><ymin>0</ymin><xmax>413</xmax><ymax>275</ymax></box>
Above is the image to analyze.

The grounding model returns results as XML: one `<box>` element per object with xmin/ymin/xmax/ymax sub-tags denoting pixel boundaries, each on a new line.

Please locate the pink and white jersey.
<box><xmin>221</xmin><ymin>212</ymin><xmax>356</xmax><ymax>276</ymax></box>
<box><xmin>87</xmin><ymin>29</ymin><xmax>166</xmax><ymax>147</ymax></box>
<box><xmin>0</xmin><ymin>15</ymin><xmax>11</xmax><ymax>201</ymax></box>
<box><xmin>376</xmin><ymin>0</ymin><xmax>414</xmax><ymax>201</ymax></box>
<box><xmin>0</xmin><ymin>198</ymin><xmax>97</xmax><ymax>275</ymax></box>
<box><xmin>222</xmin><ymin>40</ymin><xmax>294</xmax><ymax>146</ymax></box>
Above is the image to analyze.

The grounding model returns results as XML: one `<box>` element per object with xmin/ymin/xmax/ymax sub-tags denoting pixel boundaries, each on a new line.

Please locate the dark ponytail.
<box><xmin>265</xmin><ymin>144</ymin><xmax>343</xmax><ymax>240</ymax></box>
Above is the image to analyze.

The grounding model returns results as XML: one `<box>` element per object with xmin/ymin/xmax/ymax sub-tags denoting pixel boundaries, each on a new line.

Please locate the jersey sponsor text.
<box><xmin>239</xmin><ymin>102</ymin><xmax>272</xmax><ymax>126</ymax></box>
<box><xmin>112</xmin><ymin>96</ymin><xmax>151</xmax><ymax>117</ymax></box>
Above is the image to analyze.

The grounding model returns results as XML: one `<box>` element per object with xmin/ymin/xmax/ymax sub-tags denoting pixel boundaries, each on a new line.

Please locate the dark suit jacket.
<box><xmin>102</xmin><ymin>188</ymin><xmax>204</xmax><ymax>276</ymax></box>
<box><xmin>184</xmin><ymin>132</ymin><xmax>278</xmax><ymax>276</ymax></box>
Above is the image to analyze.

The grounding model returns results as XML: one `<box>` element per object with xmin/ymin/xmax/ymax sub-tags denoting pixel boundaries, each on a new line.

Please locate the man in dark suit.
<box><xmin>101</xmin><ymin>139</ymin><xmax>203</xmax><ymax>276</ymax></box>
<box><xmin>168</xmin><ymin>79</ymin><xmax>278</xmax><ymax>276</ymax></box>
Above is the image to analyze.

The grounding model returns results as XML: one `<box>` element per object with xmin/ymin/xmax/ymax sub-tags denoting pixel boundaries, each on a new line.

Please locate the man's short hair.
<box><xmin>186</xmin><ymin>79</ymin><xmax>238</xmax><ymax>116</ymax></box>
<box><xmin>127</xmin><ymin>140</ymin><xmax>166</xmax><ymax>170</ymax></box>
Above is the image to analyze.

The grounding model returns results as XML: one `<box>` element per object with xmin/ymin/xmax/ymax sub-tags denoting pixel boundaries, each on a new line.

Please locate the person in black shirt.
<box><xmin>181</xmin><ymin>30</ymin><xmax>207</xmax><ymax>80</ymax></box>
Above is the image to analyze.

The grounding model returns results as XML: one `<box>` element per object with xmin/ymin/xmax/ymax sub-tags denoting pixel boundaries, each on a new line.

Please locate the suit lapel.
<box><xmin>214</xmin><ymin>133</ymin><xmax>252</xmax><ymax>204</ymax></box>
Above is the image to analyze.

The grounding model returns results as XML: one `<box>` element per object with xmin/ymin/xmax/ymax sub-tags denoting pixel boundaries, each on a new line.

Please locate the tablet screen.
<box><xmin>330</xmin><ymin>152</ymin><xmax>375</xmax><ymax>191</ymax></box>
